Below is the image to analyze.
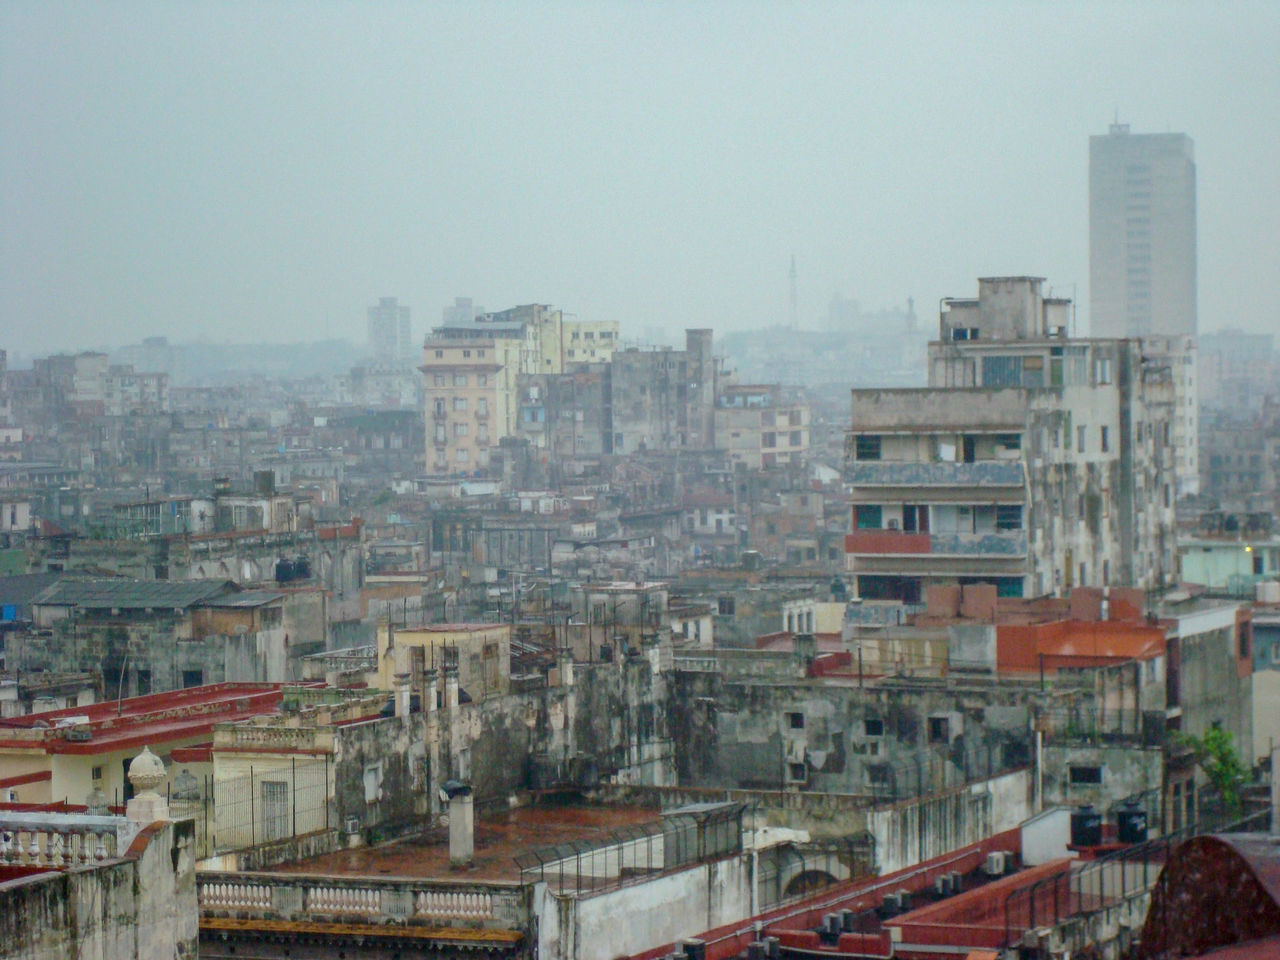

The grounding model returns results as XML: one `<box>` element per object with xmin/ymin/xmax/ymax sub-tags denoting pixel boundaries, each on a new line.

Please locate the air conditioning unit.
<box><xmin>343</xmin><ymin>817</ymin><xmax>361</xmax><ymax>835</ymax></box>
<box><xmin>887</xmin><ymin>519</ymin><xmax>900</xmax><ymax>530</ymax></box>
<box><xmin>935</xmin><ymin>873</ymin><xmax>955</xmax><ymax>896</ymax></box>
<box><xmin>984</xmin><ymin>851</ymin><xmax>1007</xmax><ymax>876</ymax></box>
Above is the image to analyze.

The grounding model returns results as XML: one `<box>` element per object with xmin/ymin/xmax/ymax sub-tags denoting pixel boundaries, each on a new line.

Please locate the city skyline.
<box><xmin>3</xmin><ymin>2</ymin><xmax>1278</xmax><ymax>354</ymax></box>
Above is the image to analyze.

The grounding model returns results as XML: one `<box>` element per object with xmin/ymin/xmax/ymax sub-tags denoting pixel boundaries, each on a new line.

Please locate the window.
<box><xmin>454</xmin><ymin>423</ymin><xmax>468</xmax><ymax>437</ymax></box>
<box><xmin>477</xmin><ymin>374</ymin><xmax>488</xmax><ymax>387</ymax></box>
<box><xmin>787</xmin><ymin>762</ymin><xmax>807</xmax><ymax>782</ymax></box>
<box><xmin>997</xmin><ymin>433</ymin><xmax>1022</xmax><ymax>451</ymax></box>
<box><xmin>903</xmin><ymin>504</ymin><xmax>929</xmax><ymax>533</ymax></box>
<box><xmin>790</xmin><ymin>431</ymin><xmax>802</xmax><ymax>446</ymax></box>
<box><xmin>927</xmin><ymin>716</ymin><xmax>950</xmax><ymax>743</ymax></box>
<box><xmin>996</xmin><ymin>505</ymin><xmax>1023</xmax><ymax>530</ymax></box>
<box><xmin>864</xmin><ymin>718</ymin><xmax>884</xmax><ymax>737</ymax></box>
<box><xmin>433</xmin><ymin>373</ymin><xmax>446</xmax><ymax>387</ymax></box>
<box><xmin>1068</xmin><ymin>765</ymin><xmax>1103</xmax><ymax>785</ymax></box>
<box><xmin>434</xmin><ymin>349</ymin><xmax>444</xmax><ymax>359</ymax></box>
<box><xmin>718</xmin><ymin>596</ymin><xmax>735</xmax><ymax>615</ymax></box>
<box><xmin>584</xmin><ymin>331</ymin><xmax>594</xmax><ymax>339</ymax></box>
<box><xmin>1239</xmin><ymin>627</ymin><xmax>1251</xmax><ymax>660</ymax></box>
<box><xmin>261</xmin><ymin>780</ymin><xmax>289</xmax><ymax>840</ymax></box>
<box><xmin>91</xmin><ymin>765</ymin><xmax>103</xmax><ymax>782</ymax></box>
<box><xmin>789</xmin><ymin>411</ymin><xmax>801</xmax><ymax>427</ymax></box>
<box><xmin>761</xmin><ymin>411</ymin><xmax>775</xmax><ymax>427</ymax></box>
<box><xmin>787</xmin><ymin>712</ymin><xmax>805</xmax><ymax>730</ymax></box>
<box><xmin>763</xmin><ymin>432</ymin><xmax>776</xmax><ymax>448</ymax></box>
<box><xmin>462</xmin><ymin>349</ymin><xmax>471</xmax><ymax>358</ymax></box>
<box><xmin>1077</xmin><ymin>425</ymin><xmax>1086</xmax><ymax>453</ymax></box>
<box><xmin>855</xmin><ymin>435</ymin><xmax>882</xmax><ymax>460</ymax></box>
<box><xmin>363</xmin><ymin>763</ymin><xmax>383</xmax><ymax>804</ymax></box>
<box><xmin>1100</xmin><ymin>426</ymin><xmax>1110</xmax><ymax>452</ymax></box>
<box><xmin>453</xmin><ymin>397</ymin><xmax>467</xmax><ymax>411</ymax></box>
<box><xmin>453</xmin><ymin>373</ymin><xmax>467</xmax><ymax>387</ymax></box>
<box><xmin>855</xmin><ymin>505</ymin><xmax>883</xmax><ymax>530</ymax></box>
<box><xmin>456</xmin><ymin>448</ymin><xmax>469</xmax><ymax>462</ymax></box>
<box><xmin>477</xmin><ymin>349</ymin><xmax>485</xmax><ymax>358</ymax></box>
<box><xmin>181</xmin><ymin>669</ymin><xmax>203</xmax><ymax>689</ymax></box>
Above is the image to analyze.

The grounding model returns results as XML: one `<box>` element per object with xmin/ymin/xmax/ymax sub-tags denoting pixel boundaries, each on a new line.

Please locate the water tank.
<box><xmin>1071</xmin><ymin>804</ymin><xmax>1103</xmax><ymax>847</ymax></box>
<box><xmin>1116</xmin><ymin>799</ymin><xmax>1149</xmax><ymax>844</ymax></box>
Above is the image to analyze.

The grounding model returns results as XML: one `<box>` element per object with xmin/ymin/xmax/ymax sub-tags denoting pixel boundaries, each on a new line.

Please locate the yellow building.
<box><xmin>561</xmin><ymin>318</ymin><xmax>620</xmax><ymax>367</ymax></box>
<box><xmin>422</xmin><ymin>339</ymin><xmax>511</xmax><ymax>474</ymax></box>
<box><xmin>376</xmin><ymin>621</ymin><xmax>512</xmax><ymax>700</ymax></box>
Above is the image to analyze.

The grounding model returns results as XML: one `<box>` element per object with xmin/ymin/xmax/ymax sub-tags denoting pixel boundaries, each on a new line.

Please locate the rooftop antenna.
<box><xmin>789</xmin><ymin>254</ymin><xmax>798</xmax><ymax>330</ymax></box>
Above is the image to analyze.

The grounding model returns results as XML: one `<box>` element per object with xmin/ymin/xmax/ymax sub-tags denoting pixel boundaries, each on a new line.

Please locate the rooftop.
<box><xmin>32</xmin><ymin>578</ymin><xmax>236</xmax><ymax>611</ymax></box>
<box><xmin>265</xmin><ymin>802</ymin><xmax>659</xmax><ymax>883</ymax></box>
<box><xmin>0</xmin><ymin>682</ymin><xmax>297</xmax><ymax>754</ymax></box>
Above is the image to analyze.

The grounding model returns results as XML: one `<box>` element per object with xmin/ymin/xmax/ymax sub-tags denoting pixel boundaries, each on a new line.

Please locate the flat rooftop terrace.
<box><xmin>264</xmin><ymin>802</ymin><xmax>661</xmax><ymax>883</ymax></box>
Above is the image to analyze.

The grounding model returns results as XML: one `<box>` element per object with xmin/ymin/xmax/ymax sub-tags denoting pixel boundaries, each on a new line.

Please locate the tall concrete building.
<box><xmin>845</xmin><ymin>277</ymin><xmax>1177</xmax><ymax>601</ymax></box>
<box><xmin>368</xmin><ymin>296</ymin><xmax>413</xmax><ymax>367</ymax></box>
<box><xmin>1089</xmin><ymin>123</ymin><xmax>1196</xmax><ymax>339</ymax></box>
<box><xmin>1090</xmin><ymin>124</ymin><xmax>1199</xmax><ymax>495</ymax></box>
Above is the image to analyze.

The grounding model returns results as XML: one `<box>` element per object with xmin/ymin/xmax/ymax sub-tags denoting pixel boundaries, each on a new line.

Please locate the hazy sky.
<box><xmin>3</xmin><ymin>1</ymin><xmax>1278</xmax><ymax>355</ymax></box>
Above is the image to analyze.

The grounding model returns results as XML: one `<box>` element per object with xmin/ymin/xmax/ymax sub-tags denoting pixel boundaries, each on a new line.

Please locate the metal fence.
<box><xmin>170</xmin><ymin>758</ymin><xmax>331</xmax><ymax>858</ymax></box>
<box><xmin>863</xmin><ymin>740</ymin><xmax>1027</xmax><ymax>804</ymax></box>
<box><xmin>1038</xmin><ymin>707</ymin><xmax>1166</xmax><ymax>747</ymax></box>
<box><xmin>515</xmin><ymin>806</ymin><xmax>743</xmax><ymax>896</ymax></box>
<box><xmin>1000</xmin><ymin>805</ymin><xmax>1272</xmax><ymax>946</ymax></box>
<box><xmin>755</xmin><ymin>834</ymin><xmax>877</xmax><ymax>909</ymax></box>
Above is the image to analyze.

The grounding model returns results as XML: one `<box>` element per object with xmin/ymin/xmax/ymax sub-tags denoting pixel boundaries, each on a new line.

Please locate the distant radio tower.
<box><xmin>789</xmin><ymin>254</ymin><xmax>798</xmax><ymax>330</ymax></box>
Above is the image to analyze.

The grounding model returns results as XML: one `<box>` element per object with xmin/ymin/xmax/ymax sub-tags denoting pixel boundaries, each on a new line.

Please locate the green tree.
<box><xmin>1179</xmin><ymin>726</ymin><xmax>1247</xmax><ymax>814</ymax></box>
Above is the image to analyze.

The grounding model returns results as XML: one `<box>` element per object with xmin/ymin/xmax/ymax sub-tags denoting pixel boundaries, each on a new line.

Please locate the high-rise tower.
<box><xmin>368</xmin><ymin>296</ymin><xmax>412</xmax><ymax>367</ymax></box>
<box><xmin>1089</xmin><ymin>123</ymin><xmax>1196</xmax><ymax>339</ymax></box>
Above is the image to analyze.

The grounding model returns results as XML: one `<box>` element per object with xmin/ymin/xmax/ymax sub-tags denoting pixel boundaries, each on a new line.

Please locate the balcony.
<box><xmin>845</xmin><ymin>529</ymin><xmax>1027</xmax><ymax>557</ymax></box>
<box><xmin>846</xmin><ymin>461</ymin><xmax>1024</xmax><ymax>488</ymax></box>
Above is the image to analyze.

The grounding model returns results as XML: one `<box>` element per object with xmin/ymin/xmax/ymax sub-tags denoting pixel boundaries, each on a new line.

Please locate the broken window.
<box><xmin>995</xmin><ymin>505</ymin><xmax>1023</xmax><ymax>531</ymax></box>
<box><xmin>927</xmin><ymin>716</ymin><xmax>950</xmax><ymax>743</ymax></box>
<box><xmin>864</xmin><ymin>718</ymin><xmax>884</xmax><ymax>737</ymax></box>
<box><xmin>787</xmin><ymin>712</ymin><xmax>805</xmax><ymax>730</ymax></box>
<box><xmin>787</xmin><ymin>762</ymin><xmax>807</xmax><ymax>783</ymax></box>
<box><xmin>855</xmin><ymin>435</ymin><xmax>882</xmax><ymax>460</ymax></box>
<box><xmin>1068</xmin><ymin>765</ymin><xmax>1102</xmax><ymax>785</ymax></box>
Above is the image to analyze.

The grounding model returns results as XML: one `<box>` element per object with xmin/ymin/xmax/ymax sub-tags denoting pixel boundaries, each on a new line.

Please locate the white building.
<box><xmin>845</xmin><ymin>277</ymin><xmax>1177</xmax><ymax>602</ymax></box>
<box><xmin>1089</xmin><ymin>123</ymin><xmax>1196</xmax><ymax>340</ymax></box>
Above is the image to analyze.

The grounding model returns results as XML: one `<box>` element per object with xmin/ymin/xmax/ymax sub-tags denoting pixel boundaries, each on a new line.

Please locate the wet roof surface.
<box><xmin>265</xmin><ymin>803</ymin><xmax>660</xmax><ymax>882</ymax></box>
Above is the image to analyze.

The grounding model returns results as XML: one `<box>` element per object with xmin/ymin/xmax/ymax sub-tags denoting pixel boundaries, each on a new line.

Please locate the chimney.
<box><xmin>445</xmin><ymin>665</ymin><xmax>459</xmax><ymax>714</ymax></box>
<box><xmin>557</xmin><ymin>646</ymin><xmax>575</xmax><ymax>687</ymax></box>
<box><xmin>394</xmin><ymin>671</ymin><xmax>411</xmax><ymax>721</ymax></box>
<box><xmin>444</xmin><ymin>782</ymin><xmax>474</xmax><ymax>867</ymax></box>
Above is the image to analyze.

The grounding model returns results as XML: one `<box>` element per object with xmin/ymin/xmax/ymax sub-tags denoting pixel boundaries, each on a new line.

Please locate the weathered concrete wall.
<box><xmin>671</xmin><ymin>668</ymin><xmax>1032</xmax><ymax>796</ymax></box>
<box><xmin>439</xmin><ymin>646</ymin><xmax>675</xmax><ymax>807</ymax></box>
<box><xmin>1040</xmin><ymin>744</ymin><xmax>1163</xmax><ymax>814</ymax></box>
<box><xmin>536</xmin><ymin>854</ymin><xmax>752</xmax><ymax>960</ymax></box>
<box><xmin>868</xmin><ymin>767</ymin><xmax>1031</xmax><ymax>874</ymax></box>
<box><xmin>0</xmin><ymin>819</ymin><xmax>197</xmax><ymax>960</ymax></box>
<box><xmin>334</xmin><ymin>714</ymin><xmax>427</xmax><ymax>837</ymax></box>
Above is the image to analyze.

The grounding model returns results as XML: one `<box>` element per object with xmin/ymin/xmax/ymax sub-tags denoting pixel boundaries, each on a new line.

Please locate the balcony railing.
<box><xmin>846</xmin><ymin>461</ymin><xmax>1025</xmax><ymax>487</ymax></box>
<box><xmin>0</xmin><ymin>813</ymin><xmax>137</xmax><ymax>867</ymax></box>
<box><xmin>197</xmin><ymin>871</ymin><xmax>527</xmax><ymax>938</ymax></box>
<box><xmin>845</xmin><ymin>529</ymin><xmax>1027</xmax><ymax>557</ymax></box>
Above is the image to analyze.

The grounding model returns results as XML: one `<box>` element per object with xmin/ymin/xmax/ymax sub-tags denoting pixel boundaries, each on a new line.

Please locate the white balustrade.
<box><xmin>305</xmin><ymin>884</ymin><xmax>381</xmax><ymax>915</ymax></box>
<box><xmin>198</xmin><ymin>881</ymin><xmax>273</xmax><ymax>910</ymax></box>
<box><xmin>0</xmin><ymin>814</ymin><xmax>125</xmax><ymax>868</ymax></box>
<box><xmin>415</xmin><ymin>889</ymin><xmax>493</xmax><ymax>918</ymax></box>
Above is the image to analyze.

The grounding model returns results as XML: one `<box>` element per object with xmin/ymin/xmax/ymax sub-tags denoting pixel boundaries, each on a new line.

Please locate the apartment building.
<box><xmin>611</xmin><ymin>329</ymin><xmax>718</xmax><ymax>455</ymax></box>
<box><xmin>845</xmin><ymin>277</ymin><xmax>1176</xmax><ymax>602</ymax></box>
<box><xmin>422</xmin><ymin>339</ymin><xmax>506</xmax><ymax>474</ymax></box>
<box><xmin>714</xmin><ymin>383</ymin><xmax>810</xmax><ymax>469</ymax></box>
